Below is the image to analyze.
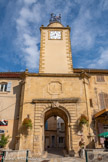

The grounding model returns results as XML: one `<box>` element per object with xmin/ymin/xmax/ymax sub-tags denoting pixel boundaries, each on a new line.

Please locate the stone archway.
<box><xmin>43</xmin><ymin>106</ymin><xmax>70</xmax><ymax>153</ymax></box>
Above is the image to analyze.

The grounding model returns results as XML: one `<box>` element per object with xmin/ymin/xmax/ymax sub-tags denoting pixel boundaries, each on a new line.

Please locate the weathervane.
<box><xmin>49</xmin><ymin>13</ymin><xmax>61</xmax><ymax>23</ymax></box>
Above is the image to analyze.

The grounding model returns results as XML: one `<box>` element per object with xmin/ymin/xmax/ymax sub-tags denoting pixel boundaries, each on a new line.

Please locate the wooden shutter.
<box><xmin>104</xmin><ymin>93</ymin><xmax>108</xmax><ymax>109</ymax></box>
<box><xmin>7</xmin><ymin>82</ymin><xmax>12</xmax><ymax>92</ymax></box>
<box><xmin>99</xmin><ymin>93</ymin><xmax>105</xmax><ymax>109</ymax></box>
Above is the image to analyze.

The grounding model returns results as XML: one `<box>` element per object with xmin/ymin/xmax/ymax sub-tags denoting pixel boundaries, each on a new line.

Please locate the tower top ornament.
<box><xmin>49</xmin><ymin>13</ymin><xmax>61</xmax><ymax>23</ymax></box>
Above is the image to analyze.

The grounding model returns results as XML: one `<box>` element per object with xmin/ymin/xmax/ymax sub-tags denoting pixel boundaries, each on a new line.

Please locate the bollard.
<box><xmin>1</xmin><ymin>151</ymin><xmax>5</xmax><ymax>162</ymax></box>
<box><xmin>26</xmin><ymin>150</ymin><xmax>29</xmax><ymax>162</ymax></box>
<box><xmin>85</xmin><ymin>150</ymin><xmax>88</xmax><ymax>162</ymax></box>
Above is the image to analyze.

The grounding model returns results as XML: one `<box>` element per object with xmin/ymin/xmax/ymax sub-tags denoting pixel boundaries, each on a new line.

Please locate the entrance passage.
<box><xmin>44</xmin><ymin>107</ymin><xmax>69</xmax><ymax>156</ymax></box>
<box><xmin>45</xmin><ymin>116</ymin><xmax>65</xmax><ymax>149</ymax></box>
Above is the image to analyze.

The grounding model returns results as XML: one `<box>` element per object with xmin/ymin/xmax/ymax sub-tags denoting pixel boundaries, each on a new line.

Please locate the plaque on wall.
<box><xmin>48</xmin><ymin>81</ymin><xmax>62</xmax><ymax>95</ymax></box>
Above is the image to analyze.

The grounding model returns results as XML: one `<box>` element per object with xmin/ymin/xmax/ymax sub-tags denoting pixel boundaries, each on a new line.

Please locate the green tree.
<box><xmin>0</xmin><ymin>134</ymin><xmax>9</xmax><ymax>148</ymax></box>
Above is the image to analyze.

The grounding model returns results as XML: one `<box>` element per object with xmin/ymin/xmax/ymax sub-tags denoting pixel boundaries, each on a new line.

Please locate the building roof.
<box><xmin>0</xmin><ymin>72</ymin><xmax>22</xmax><ymax>78</ymax></box>
<box><xmin>74</xmin><ymin>68</ymin><xmax>108</xmax><ymax>74</ymax></box>
<box><xmin>94</xmin><ymin>109</ymin><xmax>108</xmax><ymax>118</ymax></box>
<box><xmin>0</xmin><ymin>68</ymin><xmax>108</xmax><ymax>78</ymax></box>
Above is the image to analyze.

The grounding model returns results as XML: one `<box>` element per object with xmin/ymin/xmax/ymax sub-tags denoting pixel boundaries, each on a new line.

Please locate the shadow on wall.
<box><xmin>9</xmin><ymin>82</ymin><xmax>22</xmax><ymax>149</ymax></box>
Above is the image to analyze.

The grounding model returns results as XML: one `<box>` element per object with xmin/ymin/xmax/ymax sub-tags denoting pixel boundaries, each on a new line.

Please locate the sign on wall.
<box><xmin>0</xmin><ymin>129</ymin><xmax>5</xmax><ymax>134</ymax></box>
<box><xmin>0</xmin><ymin>120</ymin><xmax>8</xmax><ymax>126</ymax></box>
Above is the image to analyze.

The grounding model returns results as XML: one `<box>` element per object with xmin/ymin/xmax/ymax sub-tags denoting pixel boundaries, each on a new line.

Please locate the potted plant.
<box><xmin>79</xmin><ymin>138</ymin><xmax>85</xmax><ymax>158</ymax></box>
<box><xmin>22</xmin><ymin>117</ymin><xmax>32</xmax><ymax>129</ymax></box>
<box><xmin>0</xmin><ymin>134</ymin><xmax>9</xmax><ymax>148</ymax></box>
<box><xmin>79</xmin><ymin>114</ymin><xmax>89</xmax><ymax>127</ymax></box>
<box><xmin>79</xmin><ymin>138</ymin><xmax>85</xmax><ymax>149</ymax></box>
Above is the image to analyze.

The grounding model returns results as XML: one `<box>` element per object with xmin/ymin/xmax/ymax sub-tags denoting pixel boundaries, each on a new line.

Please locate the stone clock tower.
<box><xmin>39</xmin><ymin>14</ymin><xmax>73</xmax><ymax>73</ymax></box>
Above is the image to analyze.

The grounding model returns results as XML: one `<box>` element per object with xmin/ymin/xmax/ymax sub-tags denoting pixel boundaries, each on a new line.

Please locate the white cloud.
<box><xmin>16</xmin><ymin>18</ymin><xmax>27</xmax><ymax>27</ymax></box>
<box><xmin>100</xmin><ymin>0</ymin><xmax>108</xmax><ymax>11</ymax></box>
<box><xmin>88</xmin><ymin>48</ymin><xmax>108</xmax><ymax>69</ymax></box>
<box><xmin>20</xmin><ymin>8</ymin><xmax>33</xmax><ymax>20</ymax></box>
<box><xmin>15</xmin><ymin>0</ymin><xmax>108</xmax><ymax>71</ymax></box>
<box><xmin>71</xmin><ymin>6</ymin><xmax>96</xmax><ymax>51</ymax></box>
<box><xmin>15</xmin><ymin>0</ymin><xmax>40</xmax><ymax>71</ymax></box>
<box><xmin>24</xmin><ymin>0</ymin><xmax>37</xmax><ymax>5</ymax></box>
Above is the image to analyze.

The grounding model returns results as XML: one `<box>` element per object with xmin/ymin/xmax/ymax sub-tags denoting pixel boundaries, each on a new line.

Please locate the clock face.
<box><xmin>50</xmin><ymin>31</ymin><xmax>61</xmax><ymax>39</ymax></box>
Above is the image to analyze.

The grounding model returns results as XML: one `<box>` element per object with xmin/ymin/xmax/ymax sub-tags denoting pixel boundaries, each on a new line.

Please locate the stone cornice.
<box><xmin>22</xmin><ymin>72</ymin><xmax>81</xmax><ymax>77</ymax></box>
<box><xmin>74</xmin><ymin>68</ymin><xmax>108</xmax><ymax>74</ymax></box>
<box><xmin>32</xmin><ymin>98</ymin><xmax>80</xmax><ymax>103</ymax></box>
<box><xmin>40</xmin><ymin>26</ymin><xmax>71</xmax><ymax>31</ymax></box>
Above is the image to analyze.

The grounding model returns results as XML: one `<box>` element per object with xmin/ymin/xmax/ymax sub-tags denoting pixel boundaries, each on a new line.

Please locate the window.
<box><xmin>0</xmin><ymin>82</ymin><xmax>12</xmax><ymax>92</ymax></box>
<box><xmin>96</xmin><ymin>76</ymin><xmax>105</xmax><ymax>82</ymax></box>
<box><xmin>0</xmin><ymin>82</ymin><xmax>7</xmax><ymax>92</ymax></box>
<box><xmin>99</xmin><ymin>92</ymin><xmax>108</xmax><ymax>110</ymax></box>
<box><xmin>59</xmin><ymin>137</ymin><xmax>64</xmax><ymax>143</ymax></box>
<box><xmin>45</xmin><ymin>121</ymin><xmax>48</xmax><ymax>130</ymax></box>
<box><xmin>61</xmin><ymin>123</ymin><xmax>65</xmax><ymax>131</ymax></box>
<box><xmin>0</xmin><ymin>129</ymin><xmax>5</xmax><ymax>134</ymax></box>
<box><xmin>89</xmin><ymin>99</ymin><xmax>93</xmax><ymax>107</ymax></box>
<box><xmin>103</xmin><ymin>125</ymin><xmax>108</xmax><ymax>132</ymax></box>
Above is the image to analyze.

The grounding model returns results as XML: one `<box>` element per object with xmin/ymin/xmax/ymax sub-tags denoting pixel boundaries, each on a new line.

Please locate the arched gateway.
<box><xmin>43</xmin><ymin>106</ymin><xmax>71</xmax><ymax>153</ymax></box>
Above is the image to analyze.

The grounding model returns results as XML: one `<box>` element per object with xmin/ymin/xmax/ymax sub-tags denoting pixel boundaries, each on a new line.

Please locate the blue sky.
<box><xmin>0</xmin><ymin>0</ymin><xmax>108</xmax><ymax>72</ymax></box>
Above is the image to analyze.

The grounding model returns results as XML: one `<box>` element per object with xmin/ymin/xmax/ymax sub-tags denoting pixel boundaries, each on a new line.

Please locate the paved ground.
<box><xmin>3</xmin><ymin>148</ymin><xmax>85</xmax><ymax>162</ymax></box>
<box><xmin>46</xmin><ymin>148</ymin><xmax>64</xmax><ymax>158</ymax></box>
<box><xmin>4</xmin><ymin>157</ymin><xmax>85</xmax><ymax>162</ymax></box>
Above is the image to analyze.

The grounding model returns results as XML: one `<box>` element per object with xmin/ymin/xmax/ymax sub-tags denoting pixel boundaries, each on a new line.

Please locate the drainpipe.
<box><xmin>83</xmin><ymin>77</ymin><xmax>91</xmax><ymax>134</ymax></box>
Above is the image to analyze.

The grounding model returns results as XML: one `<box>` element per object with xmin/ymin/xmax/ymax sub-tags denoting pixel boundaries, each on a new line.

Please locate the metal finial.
<box><xmin>49</xmin><ymin>13</ymin><xmax>61</xmax><ymax>23</ymax></box>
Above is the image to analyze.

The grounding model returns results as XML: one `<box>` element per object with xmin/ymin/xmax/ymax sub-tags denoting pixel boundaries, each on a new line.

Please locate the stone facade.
<box><xmin>0</xmin><ymin>72</ymin><xmax>22</xmax><ymax>149</ymax></box>
<box><xmin>17</xmin><ymin>71</ymin><xmax>108</xmax><ymax>156</ymax></box>
<box><xmin>0</xmin><ymin>21</ymin><xmax>108</xmax><ymax>157</ymax></box>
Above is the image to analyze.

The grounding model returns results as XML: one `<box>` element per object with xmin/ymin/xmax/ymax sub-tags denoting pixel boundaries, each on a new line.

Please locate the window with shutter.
<box><xmin>0</xmin><ymin>82</ymin><xmax>12</xmax><ymax>92</ymax></box>
<box><xmin>0</xmin><ymin>82</ymin><xmax>7</xmax><ymax>92</ymax></box>
<box><xmin>99</xmin><ymin>93</ymin><xmax>105</xmax><ymax>109</ymax></box>
<box><xmin>96</xmin><ymin>75</ymin><xmax>105</xmax><ymax>82</ymax></box>
<box><xmin>99</xmin><ymin>92</ymin><xmax>108</xmax><ymax>109</ymax></box>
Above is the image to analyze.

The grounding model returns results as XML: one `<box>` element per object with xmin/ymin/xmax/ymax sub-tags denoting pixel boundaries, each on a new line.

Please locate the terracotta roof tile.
<box><xmin>0</xmin><ymin>72</ymin><xmax>22</xmax><ymax>78</ymax></box>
